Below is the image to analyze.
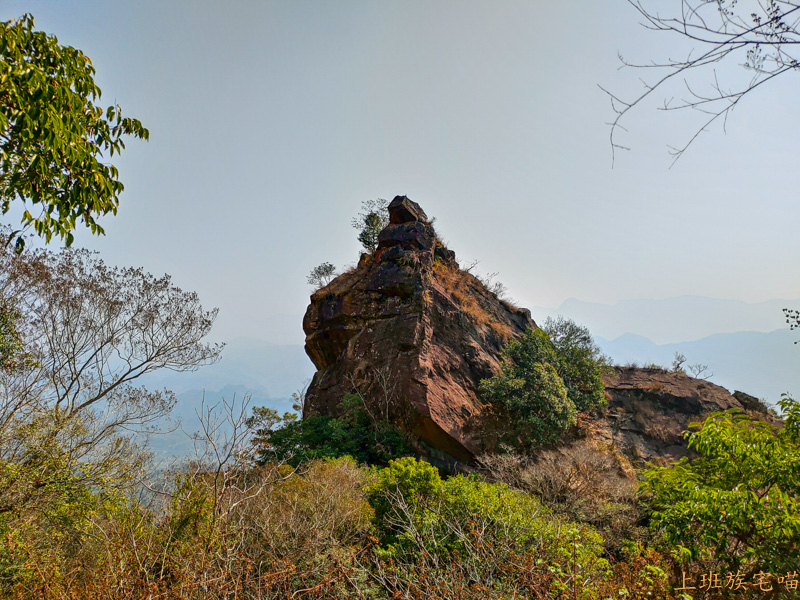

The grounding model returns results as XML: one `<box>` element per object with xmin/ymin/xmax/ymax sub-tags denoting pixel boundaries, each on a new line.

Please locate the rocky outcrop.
<box><xmin>303</xmin><ymin>196</ymin><xmax>534</xmax><ymax>463</ymax></box>
<box><xmin>593</xmin><ymin>367</ymin><xmax>775</xmax><ymax>468</ymax></box>
<box><xmin>303</xmin><ymin>196</ymin><xmax>774</xmax><ymax>470</ymax></box>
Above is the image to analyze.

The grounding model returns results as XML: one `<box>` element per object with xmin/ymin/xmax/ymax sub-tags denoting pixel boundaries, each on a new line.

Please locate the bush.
<box><xmin>480</xmin><ymin>321</ymin><xmax>606</xmax><ymax>447</ymax></box>
<box><xmin>481</xmin><ymin>352</ymin><xmax>576</xmax><ymax>446</ymax></box>
<box><xmin>367</xmin><ymin>457</ymin><xmax>611</xmax><ymax>598</ymax></box>
<box><xmin>251</xmin><ymin>394</ymin><xmax>412</xmax><ymax>467</ymax></box>
<box><xmin>477</xmin><ymin>446</ymin><xmax>643</xmax><ymax>558</ymax></box>
<box><xmin>641</xmin><ymin>394</ymin><xmax>800</xmax><ymax>576</ymax></box>
<box><xmin>307</xmin><ymin>262</ymin><xmax>338</xmax><ymax>289</ymax></box>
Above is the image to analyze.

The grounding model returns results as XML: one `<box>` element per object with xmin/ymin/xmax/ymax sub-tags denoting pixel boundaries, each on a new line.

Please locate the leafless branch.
<box><xmin>606</xmin><ymin>0</ymin><xmax>800</xmax><ymax>164</ymax></box>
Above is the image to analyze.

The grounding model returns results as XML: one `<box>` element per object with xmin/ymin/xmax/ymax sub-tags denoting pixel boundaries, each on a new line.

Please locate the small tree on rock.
<box><xmin>351</xmin><ymin>199</ymin><xmax>389</xmax><ymax>254</ymax></box>
<box><xmin>307</xmin><ymin>262</ymin><xmax>338</xmax><ymax>289</ymax></box>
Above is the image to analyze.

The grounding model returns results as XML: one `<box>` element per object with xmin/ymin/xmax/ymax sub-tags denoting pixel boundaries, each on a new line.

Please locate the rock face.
<box><xmin>595</xmin><ymin>367</ymin><xmax>774</xmax><ymax>467</ymax></box>
<box><xmin>303</xmin><ymin>196</ymin><xmax>773</xmax><ymax>470</ymax></box>
<box><xmin>303</xmin><ymin>196</ymin><xmax>534</xmax><ymax>463</ymax></box>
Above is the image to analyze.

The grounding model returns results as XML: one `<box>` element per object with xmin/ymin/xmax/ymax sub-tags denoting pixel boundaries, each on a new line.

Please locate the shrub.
<box><xmin>477</xmin><ymin>446</ymin><xmax>643</xmax><ymax>558</ymax></box>
<box><xmin>307</xmin><ymin>262</ymin><xmax>338</xmax><ymax>289</ymax></box>
<box><xmin>480</xmin><ymin>321</ymin><xmax>607</xmax><ymax>448</ymax></box>
<box><xmin>481</xmin><ymin>355</ymin><xmax>576</xmax><ymax>446</ymax></box>
<box><xmin>367</xmin><ymin>457</ymin><xmax>611</xmax><ymax>598</ymax></box>
<box><xmin>640</xmin><ymin>394</ymin><xmax>800</xmax><ymax>576</ymax></box>
<box><xmin>251</xmin><ymin>394</ymin><xmax>412</xmax><ymax>467</ymax></box>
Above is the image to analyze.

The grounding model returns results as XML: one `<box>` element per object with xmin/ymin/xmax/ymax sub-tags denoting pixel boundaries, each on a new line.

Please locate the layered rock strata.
<box><xmin>303</xmin><ymin>196</ymin><xmax>534</xmax><ymax>462</ymax></box>
<box><xmin>303</xmin><ymin>196</ymin><xmax>774</xmax><ymax>470</ymax></box>
<box><xmin>597</xmin><ymin>367</ymin><xmax>774</xmax><ymax>467</ymax></box>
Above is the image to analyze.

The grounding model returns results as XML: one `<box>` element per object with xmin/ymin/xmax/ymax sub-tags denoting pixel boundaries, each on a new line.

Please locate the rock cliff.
<box><xmin>596</xmin><ymin>367</ymin><xmax>773</xmax><ymax>468</ymax></box>
<box><xmin>303</xmin><ymin>197</ymin><xmax>773</xmax><ymax>469</ymax></box>
<box><xmin>303</xmin><ymin>196</ymin><xmax>533</xmax><ymax>463</ymax></box>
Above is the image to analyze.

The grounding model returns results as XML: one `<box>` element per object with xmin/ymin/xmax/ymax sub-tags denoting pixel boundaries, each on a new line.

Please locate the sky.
<box><xmin>3</xmin><ymin>1</ymin><xmax>800</xmax><ymax>346</ymax></box>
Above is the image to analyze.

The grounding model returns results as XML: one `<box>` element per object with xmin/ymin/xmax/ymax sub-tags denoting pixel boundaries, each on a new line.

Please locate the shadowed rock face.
<box><xmin>303</xmin><ymin>196</ymin><xmax>534</xmax><ymax>462</ymax></box>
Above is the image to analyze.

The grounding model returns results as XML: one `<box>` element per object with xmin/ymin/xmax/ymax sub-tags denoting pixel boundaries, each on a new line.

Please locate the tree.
<box><xmin>0</xmin><ymin>243</ymin><xmax>222</xmax><ymax>514</ymax></box>
<box><xmin>480</xmin><ymin>321</ymin><xmax>607</xmax><ymax>448</ymax></box>
<box><xmin>641</xmin><ymin>395</ymin><xmax>800</xmax><ymax>578</ymax></box>
<box><xmin>480</xmin><ymin>328</ymin><xmax>576</xmax><ymax>447</ymax></box>
<box><xmin>606</xmin><ymin>1</ymin><xmax>800</xmax><ymax>163</ymax></box>
<box><xmin>0</xmin><ymin>14</ymin><xmax>149</xmax><ymax>250</ymax></box>
<box><xmin>351</xmin><ymin>198</ymin><xmax>389</xmax><ymax>254</ymax></box>
<box><xmin>541</xmin><ymin>316</ymin><xmax>608</xmax><ymax>412</ymax></box>
<box><xmin>307</xmin><ymin>262</ymin><xmax>338</xmax><ymax>289</ymax></box>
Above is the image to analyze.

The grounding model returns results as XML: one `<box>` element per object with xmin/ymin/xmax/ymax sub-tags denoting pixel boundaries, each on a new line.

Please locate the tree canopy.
<box><xmin>0</xmin><ymin>14</ymin><xmax>148</xmax><ymax>249</ymax></box>
<box><xmin>480</xmin><ymin>320</ymin><xmax>606</xmax><ymax>448</ymax></box>
<box><xmin>641</xmin><ymin>395</ymin><xmax>800</xmax><ymax>576</ymax></box>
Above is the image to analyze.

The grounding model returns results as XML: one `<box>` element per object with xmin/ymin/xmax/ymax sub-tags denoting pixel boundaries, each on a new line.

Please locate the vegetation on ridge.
<box><xmin>480</xmin><ymin>317</ymin><xmax>608</xmax><ymax>447</ymax></box>
<box><xmin>0</xmin><ymin>15</ymin><xmax>797</xmax><ymax>597</ymax></box>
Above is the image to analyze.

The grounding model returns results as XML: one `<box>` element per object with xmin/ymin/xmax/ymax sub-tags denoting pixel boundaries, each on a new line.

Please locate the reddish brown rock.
<box><xmin>387</xmin><ymin>195</ymin><xmax>427</xmax><ymax>224</ymax></box>
<box><xmin>512</xmin><ymin>369</ymin><xmax>777</xmax><ymax>487</ymax></box>
<box><xmin>303</xmin><ymin>197</ymin><xmax>534</xmax><ymax>463</ymax></box>
<box><xmin>303</xmin><ymin>197</ymin><xmax>773</xmax><ymax>471</ymax></box>
<box><xmin>593</xmin><ymin>367</ymin><xmax>775</xmax><ymax>468</ymax></box>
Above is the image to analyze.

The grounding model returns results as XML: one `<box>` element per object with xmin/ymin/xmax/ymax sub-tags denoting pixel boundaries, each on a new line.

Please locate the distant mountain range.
<box><xmin>139</xmin><ymin>338</ymin><xmax>315</xmax><ymax>463</ymax></box>
<box><xmin>531</xmin><ymin>296</ymin><xmax>799</xmax><ymax>344</ymax></box>
<box><xmin>141</xmin><ymin>337</ymin><xmax>315</xmax><ymax>398</ymax></box>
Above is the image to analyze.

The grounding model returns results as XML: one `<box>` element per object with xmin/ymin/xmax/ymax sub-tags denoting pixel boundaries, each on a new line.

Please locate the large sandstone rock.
<box><xmin>594</xmin><ymin>367</ymin><xmax>775</xmax><ymax>468</ymax></box>
<box><xmin>303</xmin><ymin>196</ymin><xmax>773</xmax><ymax>470</ymax></box>
<box><xmin>303</xmin><ymin>196</ymin><xmax>534</xmax><ymax>463</ymax></box>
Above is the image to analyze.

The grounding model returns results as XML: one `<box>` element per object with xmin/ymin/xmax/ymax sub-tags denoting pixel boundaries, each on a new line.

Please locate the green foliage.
<box><xmin>482</xmin><ymin>355</ymin><xmax>575</xmax><ymax>446</ymax></box>
<box><xmin>367</xmin><ymin>457</ymin><xmax>610</xmax><ymax>595</ymax></box>
<box><xmin>368</xmin><ymin>456</ymin><xmax>443</xmax><ymax>529</ymax></box>
<box><xmin>250</xmin><ymin>394</ymin><xmax>412</xmax><ymax>467</ymax></box>
<box><xmin>541</xmin><ymin>316</ymin><xmax>608</xmax><ymax>411</ymax></box>
<box><xmin>307</xmin><ymin>262</ymin><xmax>338</xmax><ymax>289</ymax></box>
<box><xmin>480</xmin><ymin>320</ymin><xmax>606</xmax><ymax>447</ymax></box>
<box><xmin>351</xmin><ymin>198</ymin><xmax>388</xmax><ymax>254</ymax></box>
<box><xmin>0</xmin><ymin>14</ymin><xmax>149</xmax><ymax>249</ymax></box>
<box><xmin>641</xmin><ymin>394</ymin><xmax>800</xmax><ymax>575</ymax></box>
<box><xmin>0</xmin><ymin>407</ymin><xmax>138</xmax><ymax>593</ymax></box>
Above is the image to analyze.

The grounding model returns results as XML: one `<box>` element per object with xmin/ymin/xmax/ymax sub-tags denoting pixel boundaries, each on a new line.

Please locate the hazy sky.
<box><xmin>4</xmin><ymin>1</ymin><xmax>800</xmax><ymax>345</ymax></box>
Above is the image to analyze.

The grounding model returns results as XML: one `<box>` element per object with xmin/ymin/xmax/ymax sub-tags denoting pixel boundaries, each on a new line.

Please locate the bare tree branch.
<box><xmin>606</xmin><ymin>0</ymin><xmax>800</xmax><ymax>164</ymax></box>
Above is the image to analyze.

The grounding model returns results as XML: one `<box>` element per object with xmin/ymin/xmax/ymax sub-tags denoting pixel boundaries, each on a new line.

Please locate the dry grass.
<box><xmin>0</xmin><ymin>453</ymin><xmax>705</xmax><ymax>600</ymax></box>
<box><xmin>1</xmin><ymin>459</ymin><xmax>374</xmax><ymax>600</ymax></box>
<box><xmin>477</xmin><ymin>444</ymin><xmax>643</xmax><ymax>557</ymax></box>
<box><xmin>431</xmin><ymin>261</ymin><xmax>514</xmax><ymax>340</ymax></box>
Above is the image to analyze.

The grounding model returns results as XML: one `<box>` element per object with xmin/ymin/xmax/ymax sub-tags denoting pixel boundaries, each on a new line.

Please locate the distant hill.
<box><xmin>139</xmin><ymin>338</ymin><xmax>315</xmax><ymax>464</ymax></box>
<box><xmin>532</xmin><ymin>296</ymin><xmax>798</xmax><ymax>344</ymax></box>
<box><xmin>141</xmin><ymin>337</ymin><xmax>315</xmax><ymax>397</ymax></box>
<box><xmin>595</xmin><ymin>329</ymin><xmax>799</xmax><ymax>405</ymax></box>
